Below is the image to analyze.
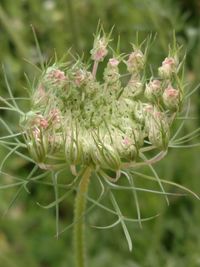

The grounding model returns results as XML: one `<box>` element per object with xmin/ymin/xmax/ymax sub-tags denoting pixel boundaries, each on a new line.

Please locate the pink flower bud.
<box><xmin>94</xmin><ymin>47</ymin><xmax>108</xmax><ymax>61</ymax></box>
<box><xmin>46</xmin><ymin>68</ymin><xmax>67</xmax><ymax>86</ymax></box>
<box><xmin>126</xmin><ymin>50</ymin><xmax>144</xmax><ymax>73</ymax></box>
<box><xmin>108</xmin><ymin>58</ymin><xmax>119</xmax><ymax>67</ymax></box>
<box><xmin>74</xmin><ymin>69</ymin><xmax>87</xmax><ymax>87</ymax></box>
<box><xmin>90</xmin><ymin>37</ymin><xmax>108</xmax><ymax>62</ymax></box>
<box><xmin>158</xmin><ymin>57</ymin><xmax>177</xmax><ymax>78</ymax></box>
<box><xmin>163</xmin><ymin>85</ymin><xmax>179</xmax><ymax>109</ymax></box>
<box><xmin>104</xmin><ymin>58</ymin><xmax>121</xmax><ymax>86</ymax></box>
<box><xmin>39</xmin><ymin>118</ymin><xmax>48</xmax><ymax>129</ymax></box>
<box><xmin>122</xmin><ymin>137</ymin><xmax>131</xmax><ymax>146</ymax></box>
<box><xmin>145</xmin><ymin>79</ymin><xmax>162</xmax><ymax>101</ymax></box>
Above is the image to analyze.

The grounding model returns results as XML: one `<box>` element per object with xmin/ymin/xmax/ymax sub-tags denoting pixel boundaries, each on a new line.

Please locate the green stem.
<box><xmin>73</xmin><ymin>166</ymin><xmax>92</xmax><ymax>267</ymax></box>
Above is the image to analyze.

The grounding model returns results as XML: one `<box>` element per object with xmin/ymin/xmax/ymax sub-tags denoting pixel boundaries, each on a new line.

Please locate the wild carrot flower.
<box><xmin>1</xmin><ymin>27</ymin><xmax>199</xmax><ymax>267</ymax></box>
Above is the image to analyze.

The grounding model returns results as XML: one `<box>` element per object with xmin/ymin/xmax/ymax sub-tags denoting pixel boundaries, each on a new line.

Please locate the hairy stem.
<box><xmin>73</xmin><ymin>166</ymin><xmax>92</xmax><ymax>267</ymax></box>
<box><xmin>92</xmin><ymin>61</ymin><xmax>99</xmax><ymax>78</ymax></box>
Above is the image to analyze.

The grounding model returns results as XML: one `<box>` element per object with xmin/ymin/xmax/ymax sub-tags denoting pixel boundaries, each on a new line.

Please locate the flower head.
<box><xmin>158</xmin><ymin>57</ymin><xmax>177</xmax><ymax>78</ymax></box>
<box><xmin>90</xmin><ymin>36</ymin><xmax>109</xmax><ymax>62</ymax></box>
<box><xmin>163</xmin><ymin>85</ymin><xmax>180</xmax><ymax>110</ymax></box>
<box><xmin>126</xmin><ymin>50</ymin><xmax>144</xmax><ymax>73</ymax></box>
<box><xmin>17</xmin><ymin>32</ymin><xmax>184</xmax><ymax>176</ymax></box>
<box><xmin>145</xmin><ymin>79</ymin><xmax>162</xmax><ymax>101</ymax></box>
<box><xmin>108</xmin><ymin>58</ymin><xmax>120</xmax><ymax>67</ymax></box>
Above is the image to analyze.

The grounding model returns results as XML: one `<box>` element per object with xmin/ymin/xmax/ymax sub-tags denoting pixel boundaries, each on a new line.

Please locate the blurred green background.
<box><xmin>0</xmin><ymin>0</ymin><xmax>200</xmax><ymax>266</ymax></box>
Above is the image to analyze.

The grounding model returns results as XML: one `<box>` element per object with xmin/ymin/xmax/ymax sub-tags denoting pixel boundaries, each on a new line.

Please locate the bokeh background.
<box><xmin>0</xmin><ymin>0</ymin><xmax>200</xmax><ymax>266</ymax></box>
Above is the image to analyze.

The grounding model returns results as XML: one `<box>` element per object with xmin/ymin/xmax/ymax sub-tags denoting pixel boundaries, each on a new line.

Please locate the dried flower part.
<box><xmin>163</xmin><ymin>85</ymin><xmax>180</xmax><ymax>110</ymax></box>
<box><xmin>145</xmin><ymin>79</ymin><xmax>162</xmax><ymax>101</ymax></box>
<box><xmin>126</xmin><ymin>50</ymin><xmax>144</xmax><ymax>73</ymax></box>
<box><xmin>158</xmin><ymin>57</ymin><xmax>177</xmax><ymax>78</ymax></box>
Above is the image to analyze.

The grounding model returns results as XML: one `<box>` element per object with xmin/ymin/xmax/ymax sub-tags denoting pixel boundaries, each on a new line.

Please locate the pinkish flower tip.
<box><xmin>39</xmin><ymin>118</ymin><xmax>48</xmax><ymax>129</ymax></box>
<box><xmin>165</xmin><ymin>86</ymin><xmax>179</xmax><ymax>97</ymax></box>
<box><xmin>122</xmin><ymin>137</ymin><xmax>131</xmax><ymax>146</ymax></box>
<box><xmin>109</xmin><ymin>58</ymin><xmax>119</xmax><ymax>67</ymax></box>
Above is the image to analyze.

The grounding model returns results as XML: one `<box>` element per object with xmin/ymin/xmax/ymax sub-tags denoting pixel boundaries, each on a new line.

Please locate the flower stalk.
<box><xmin>73</xmin><ymin>166</ymin><xmax>92</xmax><ymax>267</ymax></box>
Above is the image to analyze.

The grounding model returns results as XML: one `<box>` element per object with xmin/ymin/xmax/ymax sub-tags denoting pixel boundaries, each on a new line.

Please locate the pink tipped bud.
<box><xmin>90</xmin><ymin>37</ymin><xmax>108</xmax><ymax>62</ymax></box>
<box><xmin>49</xmin><ymin>69</ymin><xmax>66</xmax><ymax>80</ymax></box>
<box><xmin>145</xmin><ymin>79</ymin><xmax>162</xmax><ymax>101</ymax></box>
<box><xmin>94</xmin><ymin>47</ymin><xmax>108</xmax><ymax>61</ymax></box>
<box><xmin>108</xmin><ymin>58</ymin><xmax>119</xmax><ymax>67</ymax></box>
<box><xmin>54</xmin><ymin>70</ymin><xmax>66</xmax><ymax>80</ymax></box>
<box><xmin>32</xmin><ymin>115</ymin><xmax>48</xmax><ymax>129</ymax></box>
<box><xmin>122</xmin><ymin>137</ymin><xmax>131</xmax><ymax>146</ymax></box>
<box><xmin>126</xmin><ymin>50</ymin><xmax>144</xmax><ymax>73</ymax></box>
<box><xmin>46</xmin><ymin>68</ymin><xmax>67</xmax><ymax>86</ymax></box>
<box><xmin>74</xmin><ymin>69</ymin><xmax>86</xmax><ymax>87</ymax></box>
<box><xmin>163</xmin><ymin>85</ymin><xmax>179</xmax><ymax>109</ymax></box>
<box><xmin>158</xmin><ymin>57</ymin><xmax>177</xmax><ymax>78</ymax></box>
<box><xmin>39</xmin><ymin>118</ymin><xmax>48</xmax><ymax>129</ymax></box>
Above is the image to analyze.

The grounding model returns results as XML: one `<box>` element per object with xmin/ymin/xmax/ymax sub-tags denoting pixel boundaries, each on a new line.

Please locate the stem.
<box><xmin>73</xmin><ymin>166</ymin><xmax>92</xmax><ymax>267</ymax></box>
<box><xmin>92</xmin><ymin>61</ymin><xmax>99</xmax><ymax>78</ymax></box>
